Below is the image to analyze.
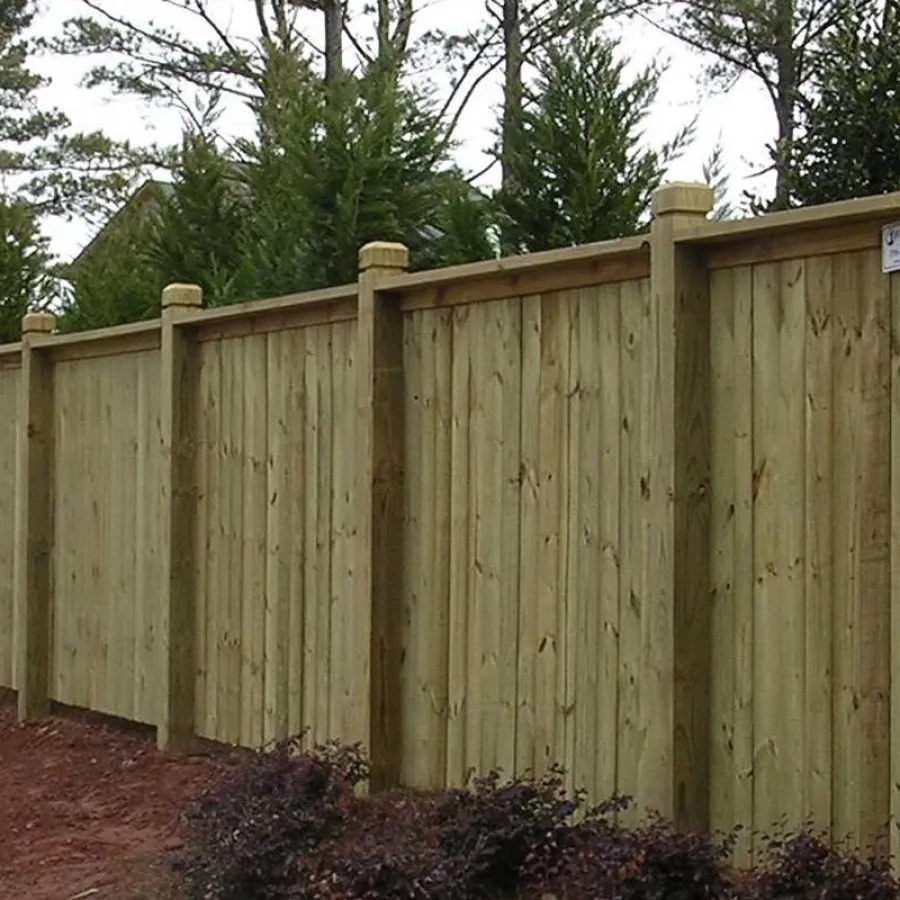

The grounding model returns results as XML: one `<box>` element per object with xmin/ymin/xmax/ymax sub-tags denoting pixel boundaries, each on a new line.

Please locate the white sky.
<box><xmin>31</xmin><ymin>0</ymin><xmax>776</xmax><ymax>262</ymax></box>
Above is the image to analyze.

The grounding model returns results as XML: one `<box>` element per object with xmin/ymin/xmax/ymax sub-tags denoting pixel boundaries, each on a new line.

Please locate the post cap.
<box><xmin>21</xmin><ymin>311</ymin><xmax>56</xmax><ymax>335</ymax></box>
<box><xmin>162</xmin><ymin>283</ymin><xmax>203</xmax><ymax>309</ymax></box>
<box><xmin>651</xmin><ymin>182</ymin><xmax>715</xmax><ymax>218</ymax></box>
<box><xmin>359</xmin><ymin>242</ymin><xmax>409</xmax><ymax>273</ymax></box>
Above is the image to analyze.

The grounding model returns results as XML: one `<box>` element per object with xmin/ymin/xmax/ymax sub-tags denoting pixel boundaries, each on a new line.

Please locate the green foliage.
<box><xmin>0</xmin><ymin>1</ymin><xmax>161</xmax><ymax>224</ymax></box>
<box><xmin>0</xmin><ymin>2</ymin><xmax>64</xmax><ymax>340</ymax></box>
<box><xmin>789</xmin><ymin>2</ymin><xmax>900</xmax><ymax>205</ymax></box>
<box><xmin>702</xmin><ymin>138</ymin><xmax>738</xmax><ymax>221</ymax></box>
<box><xmin>499</xmin><ymin>12</ymin><xmax>691</xmax><ymax>252</ymax></box>
<box><xmin>657</xmin><ymin>0</ymin><xmax>853</xmax><ymax>210</ymax></box>
<box><xmin>0</xmin><ymin>1</ymin><xmax>66</xmax><ymax>151</ymax></box>
<box><xmin>56</xmin><ymin>48</ymin><xmax>497</xmax><ymax>330</ymax></box>
<box><xmin>662</xmin><ymin>0</ymin><xmax>846</xmax><ymax>93</ymax></box>
<box><xmin>57</xmin><ymin>197</ymin><xmax>163</xmax><ymax>333</ymax></box>
<box><xmin>0</xmin><ymin>198</ymin><xmax>54</xmax><ymax>344</ymax></box>
<box><xmin>148</xmin><ymin>130</ymin><xmax>248</xmax><ymax>305</ymax></box>
<box><xmin>233</xmin><ymin>49</ymin><xmax>493</xmax><ymax>298</ymax></box>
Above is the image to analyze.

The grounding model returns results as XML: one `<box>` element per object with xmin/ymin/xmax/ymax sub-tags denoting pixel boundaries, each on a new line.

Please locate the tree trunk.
<box><xmin>500</xmin><ymin>0</ymin><xmax>522</xmax><ymax>252</ymax></box>
<box><xmin>772</xmin><ymin>0</ymin><xmax>797</xmax><ymax>210</ymax></box>
<box><xmin>323</xmin><ymin>0</ymin><xmax>343</xmax><ymax>83</ymax></box>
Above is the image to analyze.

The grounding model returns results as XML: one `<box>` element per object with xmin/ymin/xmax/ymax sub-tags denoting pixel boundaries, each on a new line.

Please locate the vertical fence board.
<box><xmin>286</xmin><ymin>328</ymin><xmax>308</xmax><ymax>738</ymax></box>
<box><xmin>730</xmin><ymin>267</ymin><xmax>755</xmax><ymax>865</ymax></box>
<box><xmin>596</xmin><ymin>282</ymin><xmax>623</xmax><ymax>804</ymax></box>
<box><xmin>446</xmin><ymin>304</ymin><xmax>473</xmax><ymax>786</ymax></box>
<box><xmin>264</xmin><ymin>330</ymin><xmax>290</xmax><ymax>744</ymax></box>
<box><xmin>431</xmin><ymin>309</ymin><xmax>453</xmax><ymax>785</ymax></box>
<box><xmin>855</xmin><ymin>250</ymin><xmax>891</xmax><ymax>852</ymax></box>
<box><xmin>516</xmin><ymin>295</ymin><xmax>541</xmax><ymax>779</ymax></box>
<box><xmin>618</xmin><ymin>278</ymin><xmax>644</xmax><ymax>824</ymax></box>
<box><xmin>197</xmin><ymin>338</ymin><xmax>220</xmax><ymax>740</ymax></box>
<box><xmin>573</xmin><ymin>287</ymin><xmax>601</xmax><ymax>799</ymax></box>
<box><xmin>241</xmin><ymin>334</ymin><xmax>268</xmax><ymax>749</ymax></box>
<box><xmin>536</xmin><ymin>292</ymin><xmax>565</xmax><ymax>778</ymax></box>
<box><xmin>832</xmin><ymin>250</ymin><xmax>863</xmax><ymax>846</ymax></box>
<box><xmin>402</xmin><ymin>311</ymin><xmax>426</xmax><ymax>782</ymax></box>
<box><xmin>890</xmin><ymin>270</ymin><xmax>900</xmax><ymax>866</ymax></box>
<box><xmin>802</xmin><ymin>255</ymin><xmax>835</xmax><ymax>837</ymax></box>
<box><xmin>135</xmin><ymin>353</ymin><xmax>163</xmax><ymax>726</ymax></box>
<box><xmin>0</xmin><ymin>365</ymin><xmax>19</xmax><ymax>689</ymax></box>
<box><xmin>710</xmin><ymin>267</ymin><xmax>737</xmax><ymax>838</ymax></box>
<box><xmin>752</xmin><ymin>259</ymin><xmax>806</xmax><ymax>837</ymax></box>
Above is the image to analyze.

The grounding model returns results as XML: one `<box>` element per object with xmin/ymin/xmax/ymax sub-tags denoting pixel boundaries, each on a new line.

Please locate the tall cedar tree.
<box><xmin>499</xmin><ymin>12</ymin><xmax>691</xmax><ymax>253</ymax></box>
<box><xmin>0</xmin><ymin>200</ymin><xmax>54</xmax><ymax>343</ymax></box>
<box><xmin>234</xmin><ymin>48</ymin><xmax>492</xmax><ymax>297</ymax></box>
<box><xmin>148</xmin><ymin>131</ymin><xmax>249</xmax><ymax>305</ymax></box>
<box><xmin>789</xmin><ymin>1</ymin><xmax>900</xmax><ymax>205</ymax></box>
<box><xmin>57</xmin><ymin>200</ymin><xmax>164</xmax><ymax>333</ymax></box>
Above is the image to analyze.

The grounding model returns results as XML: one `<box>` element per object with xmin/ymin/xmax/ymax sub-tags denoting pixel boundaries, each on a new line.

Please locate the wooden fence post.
<box><xmin>15</xmin><ymin>311</ymin><xmax>56</xmax><ymax>722</ymax></box>
<box><xmin>647</xmin><ymin>182</ymin><xmax>714</xmax><ymax>830</ymax></box>
<box><xmin>641</xmin><ymin>184</ymin><xmax>713</xmax><ymax>828</ymax></box>
<box><xmin>157</xmin><ymin>283</ymin><xmax>202</xmax><ymax>751</ymax></box>
<box><xmin>357</xmin><ymin>242</ymin><xmax>409</xmax><ymax>791</ymax></box>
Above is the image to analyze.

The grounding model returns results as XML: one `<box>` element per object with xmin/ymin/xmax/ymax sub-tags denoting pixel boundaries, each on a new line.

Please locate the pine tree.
<box><xmin>148</xmin><ymin>130</ymin><xmax>248</xmax><ymax>305</ymax></box>
<box><xmin>789</xmin><ymin>1</ymin><xmax>900</xmax><ymax>205</ymax></box>
<box><xmin>499</xmin><ymin>10</ymin><xmax>691</xmax><ymax>253</ymax></box>
<box><xmin>0</xmin><ymin>199</ymin><xmax>54</xmax><ymax>343</ymax></box>
<box><xmin>0</xmin><ymin>1</ymin><xmax>63</xmax><ymax>340</ymax></box>
<box><xmin>235</xmin><ymin>48</ymin><xmax>491</xmax><ymax>298</ymax></box>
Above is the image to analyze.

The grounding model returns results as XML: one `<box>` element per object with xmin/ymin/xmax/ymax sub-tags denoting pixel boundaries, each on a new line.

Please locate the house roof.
<box><xmin>64</xmin><ymin>179</ymin><xmax>174</xmax><ymax>277</ymax></box>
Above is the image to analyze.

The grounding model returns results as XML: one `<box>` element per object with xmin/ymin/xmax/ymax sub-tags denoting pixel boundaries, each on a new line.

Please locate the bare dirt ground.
<box><xmin>0</xmin><ymin>690</ymin><xmax>240</xmax><ymax>900</ymax></box>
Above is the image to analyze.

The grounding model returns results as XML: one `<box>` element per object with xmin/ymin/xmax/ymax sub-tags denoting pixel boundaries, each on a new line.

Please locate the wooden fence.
<box><xmin>2</xmin><ymin>183</ymin><xmax>900</xmax><ymax>865</ymax></box>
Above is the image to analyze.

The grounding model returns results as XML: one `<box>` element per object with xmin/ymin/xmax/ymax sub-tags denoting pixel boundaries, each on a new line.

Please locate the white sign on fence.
<box><xmin>883</xmin><ymin>222</ymin><xmax>900</xmax><ymax>273</ymax></box>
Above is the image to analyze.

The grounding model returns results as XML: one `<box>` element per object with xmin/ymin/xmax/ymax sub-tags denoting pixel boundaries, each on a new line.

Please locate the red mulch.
<box><xmin>0</xmin><ymin>690</ymin><xmax>240</xmax><ymax>900</ymax></box>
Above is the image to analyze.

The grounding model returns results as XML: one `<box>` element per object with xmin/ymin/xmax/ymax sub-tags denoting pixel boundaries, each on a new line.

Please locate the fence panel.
<box><xmin>191</xmin><ymin>319</ymin><xmax>359</xmax><ymax>749</ymax></box>
<box><xmin>50</xmin><ymin>347</ymin><xmax>163</xmax><ymax>724</ymax></box>
<box><xmin>0</xmin><ymin>357</ymin><xmax>19</xmax><ymax>689</ymax></box>
<box><xmin>399</xmin><ymin>277</ymin><xmax>654</xmax><ymax>812</ymax></box>
<box><xmin>709</xmin><ymin>247</ymin><xmax>893</xmax><ymax>862</ymax></box>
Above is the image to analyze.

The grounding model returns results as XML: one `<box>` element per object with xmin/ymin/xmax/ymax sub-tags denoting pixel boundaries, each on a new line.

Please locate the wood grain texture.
<box><xmin>710</xmin><ymin>265</ymin><xmax>755</xmax><ymax>862</ymax></box>
<box><xmin>192</xmin><ymin>322</ymin><xmax>356</xmax><ymax>749</ymax></box>
<box><xmin>707</xmin><ymin>248</ymin><xmax>893</xmax><ymax>860</ymax></box>
<box><xmin>0</xmin><ymin>366</ymin><xmax>19</xmax><ymax>689</ymax></box>
<box><xmin>51</xmin><ymin>350</ymin><xmax>162</xmax><ymax>725</ymax></box>
<box><xmin>890</xmin><ymin>271</ymin><xmax>900</xmax><ymax>867</ymax></box>
<box><xmin>751</xmin><ymin>259</ymin><xmax>806</xmax><ymax>838</ymax></box>
<box><xmin>802</xmin><ymin>255</ymin><xmax>834</xmax><ymax>838</ymax></box>
<box><xmin>400</xmin><ymin>282</ymin><xmax>637</xmax><ymax>804</ymax></box>
<box><xmin>2</xmin><ymin>207</ymin><xmax>897</xmax><ymax>859</ymax></box>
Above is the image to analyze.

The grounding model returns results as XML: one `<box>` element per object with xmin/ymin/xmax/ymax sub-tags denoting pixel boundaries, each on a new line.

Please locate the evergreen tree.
<box><xmin>0</xmin><ymin>199</ymin><xmax>54</xmax><ymax>344</ymax></box>
<box><xmin>57</xmin><ymin>199</ymin><xmax>164</xmax><ymax>333</ymax></box>
<box><xmin>235</xmin><ymin>48</ymin><xmax>492</xmax><ymax>298</ymax></box>
<box><xmin>499</xmin><ymin>10</ymin><xmax>691</xmax><ymax>253</ymax></box>
<box><xmin>789</xmin><ymin>1</ymin><xmax>900</xmax><ymax>205</ymax></box>
<box><xmin>0</xmin><ymin>1</ymin><xmax>63</xmax><ymax>340</ymax></box>
<box><xmin>148</xmin><ymin>130</ymin><xmax>248</xmax><ymax>305</ymax></box>
<box><xmin>649</xmin><ymin>0</ymin><xmax>856</xmax><ymax>211</ymax></box>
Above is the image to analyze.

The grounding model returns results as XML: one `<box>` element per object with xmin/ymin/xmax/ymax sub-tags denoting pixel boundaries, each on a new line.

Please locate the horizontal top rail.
<box><xmin>35</xmin><ymin>319</ymin><xmax>161</xmax><ymax>363</ymax></box>
<box><xmin>679</xmin><ymin>191</ymin><xmax>900</xmax><ymax>269</ymax></box>
<box><xmin>188</xmin><ymin>282</ymin><xmax>359</xmax><ymax>341</ymax></box>
<box><xmin>384</xmin><ymin>235</ymin><xmax>651</xmax><ymax>310</ymax></box>
<box><xmin>0</xmin><ymin>342</ymin><xmax>21</xmax><ymax>368</ymax></box>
